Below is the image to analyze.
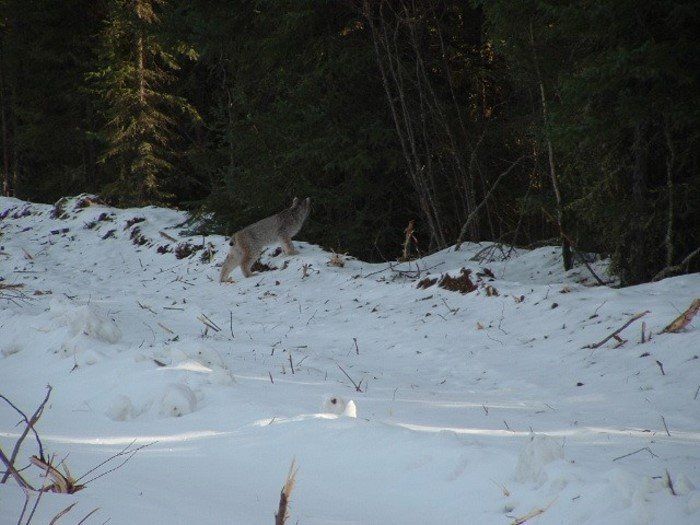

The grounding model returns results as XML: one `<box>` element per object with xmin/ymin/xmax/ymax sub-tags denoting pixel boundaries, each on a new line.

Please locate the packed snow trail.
<box><xmin>1</xmin><ymin>196</ymin><xmax>698</xmax><ymax>524</ymax></box>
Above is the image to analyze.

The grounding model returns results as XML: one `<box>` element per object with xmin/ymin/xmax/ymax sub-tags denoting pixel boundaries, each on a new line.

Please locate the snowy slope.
<box><xmin>0</xmin><ymin>195</ymin><xmax>698</xmax><ymax>524</ymax></box>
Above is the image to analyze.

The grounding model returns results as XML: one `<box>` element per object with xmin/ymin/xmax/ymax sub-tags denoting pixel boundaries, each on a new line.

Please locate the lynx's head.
<box><xmin>290</xmin><ymin>196</ymin><xmax>311</xmax><ymax>221</ymax></box>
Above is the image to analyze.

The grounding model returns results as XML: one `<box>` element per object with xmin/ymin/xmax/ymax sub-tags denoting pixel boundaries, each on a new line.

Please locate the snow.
<box><xmin>0</xmin><ymin>194</ymin><xmax>698</xmax><ymax>524</ymax></box>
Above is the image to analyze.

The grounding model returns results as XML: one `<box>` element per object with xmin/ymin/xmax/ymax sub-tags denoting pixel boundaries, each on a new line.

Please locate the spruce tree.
<box><xmin>93</xmin><ymin>0</ymin><xmax>197</xmax><ymax>204</ymax></box>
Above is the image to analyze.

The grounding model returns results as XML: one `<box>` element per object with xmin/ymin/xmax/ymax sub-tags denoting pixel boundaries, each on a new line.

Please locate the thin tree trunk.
<box><xmin>137</xmin><ymin>31</ymin><xmax>146</xmax><ymax>106</ymax></box>
<box><xmin>0</xmin><ymin>40</ymin><xmax>10</xmax><ymax>196</ymax></box>
<box><xmin>9</xmin><ymin>79</ymin><xmax>18</xmax><ymax>196</ymax></box>
<box><xmin>528</xmin><ymin>22</ymin><xmax>572</xmax><ymax>271</ymax></box>
<box><xmin>365</xmin><ymin>0</ymin><xmax>442</xmax><ymax>247</ymax></box>
<box><xmin>431</xmin><ymin>4</ymin><xmax>481</xmax><ymax>238</ymax></box>
<box><xmin>406</xmin><ymin>1</ymin><xmax>478</xmax><ymax>239</ymax></box>
<box><xmin>662</xmin><ymin>116</ymin><xmax>675</xmax><ymax>268</ymax></box>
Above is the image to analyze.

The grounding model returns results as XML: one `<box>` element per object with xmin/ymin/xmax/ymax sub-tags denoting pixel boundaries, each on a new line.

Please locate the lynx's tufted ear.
<box><xmin>292</xmin><ymin>197</ymin><xmax>299</xmax><ymax>207</ymax></box>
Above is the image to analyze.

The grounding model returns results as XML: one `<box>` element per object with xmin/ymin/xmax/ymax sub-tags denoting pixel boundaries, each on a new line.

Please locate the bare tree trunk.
<box><xmin>623</xmin><ymin>120</ymin><xmax>651</xmax><ymax>283</ymax></box>
<box><xmin>431</xmin><ymin>3</ymin><xmax>481</xmax><ymax>239</ymax></box>
<box><xmin>9</xmin><ymin>80</ymin><xmax>18</xmax><ymax>196</ymax></box>
<box><xmin>528</xmin><ymin>22</ymin><xmax>572</xmax><ymax>271</ymax></box>
<box><xmin>662</xmin><ymin>116</ymin><xmax>675</xmax><ymax>268</ymax></box>
<box><xmin>0</xmin><ymin>40</ymin><xmax>10</xmax><ymax>196</ymax></box>
<box><xmin>137</xmin><ymin>31</ymin><xmax>146</xmax><ymax>106</ymax></box>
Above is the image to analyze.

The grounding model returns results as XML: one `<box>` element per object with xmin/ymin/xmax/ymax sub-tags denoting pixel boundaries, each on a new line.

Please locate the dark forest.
<box><xmin>1</xmin><ymin>0</ymin><xmax>697</xmax><ymax>284</ymax></box>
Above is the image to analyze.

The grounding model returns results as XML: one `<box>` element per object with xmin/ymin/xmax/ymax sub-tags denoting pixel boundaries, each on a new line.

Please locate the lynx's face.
<box><xmin>291</xmin><ymin>196</ymin><xmax>311</xmax><ymax>221</ymax></box>
<box><xmin>300</xmin><ymin>197</ymin><xmax>311</xmax><ymax>218</ymax></box>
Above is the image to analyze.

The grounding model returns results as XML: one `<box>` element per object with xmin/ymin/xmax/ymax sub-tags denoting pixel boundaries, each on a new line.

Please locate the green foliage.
<box><xmin>480</xmin><ymin>0</ymin><xmax>699</xmax><ymax>283</ymax></box>
<box><xmin>0</xmin><ymin>0</ymin><xmax>103</xmax><ymax>201</ymax></box>
<box><xmin>90</xmin><ymin>0</ymin><xmax>199</xmax><ymax>205</ymax></box>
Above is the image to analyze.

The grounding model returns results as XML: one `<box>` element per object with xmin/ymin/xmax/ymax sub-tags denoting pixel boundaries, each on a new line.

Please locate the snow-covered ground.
<box><xmin>1</xmin><ymin>195</ymin><xmax>698</xmax><ymax>524</ymax></box>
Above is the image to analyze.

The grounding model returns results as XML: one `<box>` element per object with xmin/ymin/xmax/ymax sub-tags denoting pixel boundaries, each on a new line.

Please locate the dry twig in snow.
<box><xmin>511</xmin><ymin>499</ymin><xmax>556</xmax><ymax>525</ymax></box>
<box><xmin>275</xmin><ymin>460</ymin><xmax>298</xmax><ymax>525</ymax></box>
<box><xmin>583</xmin><ymin>311</ymin><xmax>649</xmax><ymax>349</ymax></box>
<box><xmin>0</xmin><ymin>385</ymin><xmax>52</xmax><ymax>485</ymax></box>
<box><xmin>660</xmin><ymin>298</ymin><xmax>699</xmax><ymax>334</ymax></box>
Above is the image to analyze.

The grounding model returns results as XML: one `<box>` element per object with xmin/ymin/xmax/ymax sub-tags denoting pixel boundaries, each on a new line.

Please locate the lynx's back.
<box><xmin>237</xmin><ymin>214</ymin><xmax>281</xmax><ymax>247</ymax></box>
<box><xmin>233</xmin><ymin>197</ymin><xmax>310</xmax><ymax>249</ymax></box>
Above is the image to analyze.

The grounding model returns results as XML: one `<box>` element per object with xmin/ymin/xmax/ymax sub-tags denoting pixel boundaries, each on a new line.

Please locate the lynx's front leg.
<box><xmin>281</xmin><ymin>236</ymin><xmax>299</xmax><ymax>256</ymax></box>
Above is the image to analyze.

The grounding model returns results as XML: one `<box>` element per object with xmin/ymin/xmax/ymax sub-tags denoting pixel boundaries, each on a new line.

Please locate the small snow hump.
<box><xmin>159</xmin><ymin>383</ymin><xmax>198</xmax><ymax>418</ymax></box>
<box><xmin>515</xmin><ymin>434</ymin><xmax>564</xmax><ymax>485</ymax></box>
<box><xmin>321</xmin><ymin>395</ymin><xmax>357</xmax><ymax>418</ymax></box>
<box><xmin>65</xmin><ymin>304</ymin><xmax>122</xmax><ymax>344</ymax></box>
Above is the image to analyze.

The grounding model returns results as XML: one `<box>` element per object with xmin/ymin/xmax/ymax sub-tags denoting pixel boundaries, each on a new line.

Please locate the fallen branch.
<box><xmin>0</xmin><ymin>282</ymin><xmax>24</xmax><ymax>290</ymax></box>
<box><xmin>388</xmin><ymin>261</ymin><xmax>444</xmax><ymax>280</ymax></box>
<box><xmin>159</xmin><ymin>231</ymin><xmax>177</xmax><ymax>242</ymax></box>
<box><xmin>157</xmin><ymin>322</ymin><xmax>175</xmax><ymax>335</ymax></box>
<box><xmin>511</xmin><ymin>499</ymin><xmax>555</xmax><ymax>525</ymax></box>
<box><xmin>665</xmin><ymin>469</ymin><xmax>677</xmax><ymax>496</ymax></box>
<box><xmin>337</xmin><ymin>364</ymin><xmax>363</xmax><ymax>392</ymax></box>
<box><xmin>136</xmin><ymin>301</ymin><xmax>157</xmax><ymax>315</ymax></box>
<box><xmin>583</xmin><ymin>311</ymin><xmax>649</xmax><ymax>349</ymax></box>
<box><xmin>653</xmin><ymin>247</ymin><xmax>700</xmax><ymax>282</ymax></box>
<box><xmin>660</xmin><ymin>298</ymin><xmax>700</xmax><ymax>334</ymax></box>
<box><xmin>661</xmin><ymin>415</ymin><xmax>671</xmax><ymax>437</ymax></box>
<box><xmin>197</xmin><ymin>314</ymin><xmax>221</xmax><ymax>332</ymax></box>
<box><xmin>0</xmin><ymin>287</ymin><xmax>33</xmax><ymax>307</ymax></box>
<box><xmin>612</xmin><ymin>447</ymin><xmax>658</xmax><ymax>462</ymax></box>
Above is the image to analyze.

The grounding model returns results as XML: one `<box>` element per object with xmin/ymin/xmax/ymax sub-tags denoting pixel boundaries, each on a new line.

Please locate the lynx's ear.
<box><xmin>292</xmin><ymin>197</ymin><xmax>299</xmax><ymax>207</ymax></box>
<box><xmin>304</xmin><ymin>197</ymin><xmax>311</xmax><ymax>206</ymax></box>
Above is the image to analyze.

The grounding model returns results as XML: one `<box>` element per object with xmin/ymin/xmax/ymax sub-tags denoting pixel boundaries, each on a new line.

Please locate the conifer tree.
<box><xmin>93</xmin><ymin>0</ymin><xmax>197</xmax><ymax>204</ymax></box>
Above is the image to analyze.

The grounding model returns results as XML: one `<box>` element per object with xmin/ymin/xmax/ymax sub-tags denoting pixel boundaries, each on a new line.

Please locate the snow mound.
<box><xmin>50</xmin><ymin>301</ymin><xmax>122</xmax><ymax>344</ymax></box>
<box><xmin>59</xmin><ymin>335</ymin><xmax>105</xmax><ymax>364</ymax></box>
<box><xmin>1</xmin><ymin>341</ymin><xmax>22</xmax><ymax>357</ymax></box>
<box><xmin>106</xmin><ymin>395</ymin><xmax>139</xmax><ymax>421</ymax></box>
<box><xmin>159</xmin><ymin>383</ymin><xmax>198</xmax><ymax>418</ymax></box>
<box><xmin>192</xmin><ymin>345</ymin><xmax>227</xmax><ymax>370</ymax></box>
<box><xmin>514</xmin><ymin>434</ymin><xmax>565</xmax><ymax>485</ymax></box>
<box><xmin>687</xmin><ymin>493</ymin><xmax>700</xmax><ymax>514</ymax></box>
<box><xmin>68</xmin><ymin>305</ymin><xmax>122</xmax><ymax>343</ymax></box>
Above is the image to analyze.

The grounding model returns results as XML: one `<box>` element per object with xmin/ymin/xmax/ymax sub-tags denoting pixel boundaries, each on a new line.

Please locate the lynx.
<box><xmin>219</xmin><ymin>197</ymin><xmax>311</xmax><ymax>282</ymax></box>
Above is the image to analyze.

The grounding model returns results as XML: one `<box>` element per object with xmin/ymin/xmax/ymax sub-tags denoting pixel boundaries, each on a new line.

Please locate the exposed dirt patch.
<box><xmin>251</xmin><ymin>260</ymin><xmax>277</xmax><ymax>272</ymax></box>
<box><xmin>175</xmin><ymin>242</ymin><xmax>204</xmax><ymax>259</ymax></box>
<box><xmin>124</xmin><ymin>217</ymin><xmax>146</xmax><ymax>230</ymax></box>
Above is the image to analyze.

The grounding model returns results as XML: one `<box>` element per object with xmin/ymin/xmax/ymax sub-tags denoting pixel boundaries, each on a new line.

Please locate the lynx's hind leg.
<box><xmin>219</xmin><ymin>244</ymin><xmax>242</xmax><ymax>283</ymax></box>
<box><xmin>239</xmin><ymin>241</ymin><xmax>255</xmax><ymax>278</ymax></box>
<box><xmin>281</xmin><ymin>236</ymin><xmax>298</xmax><ymax>256</ymax></box>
